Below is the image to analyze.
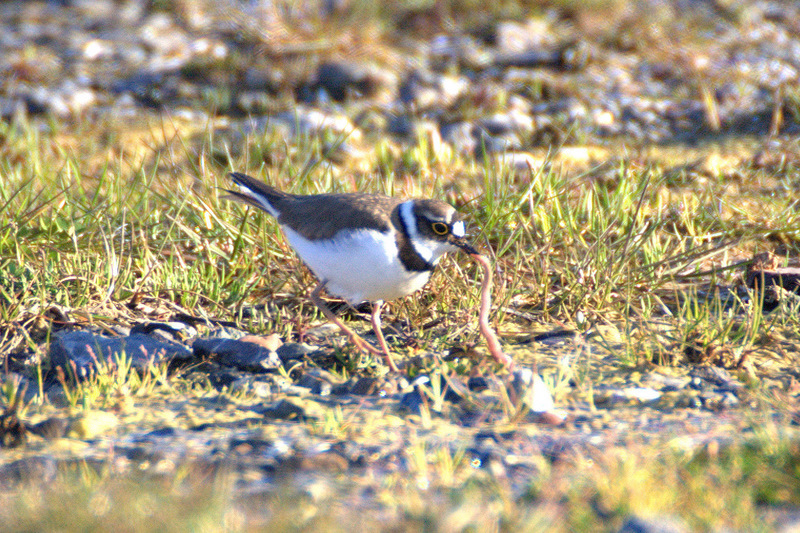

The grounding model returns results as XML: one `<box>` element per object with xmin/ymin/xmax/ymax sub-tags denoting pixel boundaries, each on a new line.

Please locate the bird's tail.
<box><xmin>223</xmin><ymin>172</ymin><xmax>290</xmax><ymax>217</ymax></box>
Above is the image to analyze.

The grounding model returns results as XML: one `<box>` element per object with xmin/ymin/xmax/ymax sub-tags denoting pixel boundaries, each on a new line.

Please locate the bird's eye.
<box><xmin>431</xmin><ymin>222</ymin><xmax>449</xmax><ymax>235</ymax></box>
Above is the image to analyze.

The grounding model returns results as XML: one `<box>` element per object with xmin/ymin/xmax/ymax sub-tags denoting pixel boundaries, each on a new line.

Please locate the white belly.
<box><xmin>282</xmin><ymin>226</ymin><xmax>432</xmax><ymax>304</ymax></box>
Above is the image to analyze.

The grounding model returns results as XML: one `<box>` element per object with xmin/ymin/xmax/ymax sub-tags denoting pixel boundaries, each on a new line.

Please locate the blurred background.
<box><xmin>3</xmin><ymin>0</ymin><xmax>798</xmax><ymax>159</ymax></box>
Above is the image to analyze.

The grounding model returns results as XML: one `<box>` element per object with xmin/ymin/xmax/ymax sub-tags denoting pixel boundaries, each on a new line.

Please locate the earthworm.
<box><xmin>470</xmin><ymin>253</ymin><xmax>514</xmax><ymax>368</ymax></box>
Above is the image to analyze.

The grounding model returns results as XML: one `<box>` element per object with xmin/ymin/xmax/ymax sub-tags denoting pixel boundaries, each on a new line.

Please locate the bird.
<box><xmin>224</xmin><ymin>171</ymin><xmax>478</xmax><ymax>372</ymax></box>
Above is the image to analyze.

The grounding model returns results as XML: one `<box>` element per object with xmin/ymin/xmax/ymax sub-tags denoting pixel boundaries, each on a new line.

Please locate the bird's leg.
<box><xmin>370</xmin><ymin>301</ymin><xmax>399</xmax><ymax>372</ymax></box>
<box><xmin>310</xmin><ymin>282</ymin><xmax>398</xmax><ymax>370</ymax></box>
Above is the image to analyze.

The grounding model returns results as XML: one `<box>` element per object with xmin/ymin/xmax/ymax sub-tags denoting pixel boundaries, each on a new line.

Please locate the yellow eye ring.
<box><xmin>431</xmin><ymin>222</ymin><xmax>449</xmax><ymax>235</ymax></box>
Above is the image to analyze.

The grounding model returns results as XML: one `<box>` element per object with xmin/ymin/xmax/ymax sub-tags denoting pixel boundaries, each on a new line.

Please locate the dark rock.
<box><xmin>29</xmin><ymin>417</ymin><xmax>69</xmax><ymax>440</ymax></box>
<box><xmin>350</xmin><ymin>376</ymin><xmax>381</xmax><ymax>396</ymax></box>
<box><xmin>467</xmin><ymin>376</ymin><xmax>490</xmax><ymax>391</ymax></box>
<box><xmin>397</xmin><ymin>69</ymin><xmax>467</xmax><ymax>110</ymax></box>
<box><xmin>276</xmin><ymin>342</ymin><xmax>319</xmax><ymax>362</ymax></box>
<box><xmin>478</xmin><ymin>111</ymin><xmax>535</xmax><ymax>137</ymax></box>
<box><xmin>208</xmin><ymin>371</ymin><xmax>242</xmax><ymax>390</ymax></box>
<box><xmin>263</xmin><ymin>399</ymin><xmax>307</xmax><ymax>421</ymax></box>
<box><xmin>295</xmin><ymin>369</ymin><xmax>341</xmax><ymax>396</ymax></box>
<box><xmin>398</xmin><ymin>69</ymin><xmax>438</xmax><ymax>109</ymax></box>
<box><xmin>399</xmin><ymin>390</ymin><xmax>426</xmax><ymax>414</ymax></box>
<box><xmin>746</xmin><ymin>265</ymin><xmax>800</xmax><ymax>310</ymax></box>
<box><xmin>299</xmin><ymin>451</ymin><xmax>349</xmax><ymax>472</ymax></box>
<box><xmin>193</xmin><ymin>337</ymin><xmax>281</xmax><ymax>372</ymax></box>
<box><xmin>313</xmin><ymin>61</ymin><xmax>390</xmax><ymax>101</ymax></box>
<box><xmin>495</xmin><ymin>49</ymin><xmax>561</xmax><ymax>69</ymax></box>
<box><xmin>49</xmin><ymin>331</ymin><xmax>192</xmax><ymax>378</ymax></box>
<box><xmin>242</xmin><ymin>67</ymin><xmax>285</xmax><ymax>92</ymax></box>
<box><xmin>689</xmin><ymin>366</ymin><xmax>742</xmax><ymax>390</ymax></box>
<box><xmin>386</xmin><ymin>113</ymin><xmax>416</xmax><ymax>137</ymax></box>
<box><xmin>350</xmin><ymin>375</ymin><xmax>405</xmax><ymax>396</ymax></box>
<box><xmin>331</xmin><ymin>379</ymin><xmax>355</xmax><ymax>396</ymax></box>
<box><xmin>440</xmin><ymin>121</ymin><xmax>477</xmax><ymax>155</ymax></box>
<box><xmin>110</xmin><ymin>70</ymin><xmax>180</xmax><ymax>107</ymax></box>
<box><xmin>130</xmin><ymin>321</ymin><xmax>197</xmax><ymax>341</ymax></box>
<box><xmin>143</xmin><ymin>427</ymin><xmax>178</xmax><ymax>438</ymax></box>
<box><xmin>618</xmin><ymin>514</ymin><xmax>689</xmax><ymax>533</ymax></box>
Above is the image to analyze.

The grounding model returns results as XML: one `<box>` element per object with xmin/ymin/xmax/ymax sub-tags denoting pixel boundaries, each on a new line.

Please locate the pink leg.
<box><xmin>310</xmin><ymin>283</ymin><xmax>398</xmax><ymax>371</ymax></box>
<box><xmin>370</xmin><ymin>301</ymin><xmax>399</xmax><ymax>372</ymax></box>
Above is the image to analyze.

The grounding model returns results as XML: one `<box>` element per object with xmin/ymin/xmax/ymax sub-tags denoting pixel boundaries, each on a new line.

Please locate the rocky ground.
<box><xmin>2</xmin><ymin>0</ymin><xmax>800</xmax><ymax>530</ymax></box>
<box><xmin>4</xmin><ymin>0</ymin><xmax>799</xmax><ymax>151</ymax></box>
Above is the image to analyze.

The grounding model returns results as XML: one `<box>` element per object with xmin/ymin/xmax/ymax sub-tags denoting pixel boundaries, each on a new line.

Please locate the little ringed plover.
<box><xmin>224</xmin><ymin>172</ymin><xmax>478</xmax><ymax>371</ymax></box>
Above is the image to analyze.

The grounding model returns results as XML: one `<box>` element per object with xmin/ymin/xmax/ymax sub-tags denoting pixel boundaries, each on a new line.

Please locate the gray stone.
<box><xmin>276</xmin><ymin>342</ymin><xmax>319</xmax><ymax>362</ymax></box>
<box><xmin>49</xmin><ymin>331</ymin><xmax>192</xmax><ymax>378</ymax></box>
<box><xmin>313</xmin><ymin>61</ymin><xmax>394</xmax><ymax>101</ymax></box>
<box><xmin>690</xmin><ymin>366</ymin><xmax>742</xmax><ymax>390</ymax></box>
<box><xmin>295</xmin><ymin>369</ymin><xmax>341</xmax><ymax>396</ymax></box>
<box><xmin>618</xmin><ymin>514</ymin><xmax>689</xmax><ymax>533</ymax></box>
<box><xmin>192</xmin><ymin>338</ymin><xmax>281</xmax><ymax>372</ymax></box>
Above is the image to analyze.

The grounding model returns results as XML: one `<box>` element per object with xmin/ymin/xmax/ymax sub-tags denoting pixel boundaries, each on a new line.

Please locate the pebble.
<box><xmin>690</xmin><ymin>366</ymin><xmax>743</xmax><ymax>390</ymax></box>
<box><xmin>30</xmin><ymin>417</ymin><xmax>69</xmax><ymax>440</ymax></box>
<box><xmin>594</xmin><ymin>386</ymin><xmax>662</xmax><ymax>407</ymax></box>
<box><xmin>276</xmin><ymin>342</ymin><xmax>320</xmax><ymax>361</ymax></box>
<box><xmin>262</xmin><ymin>398</ymin><xmax>325</xmax><ymax>421</ymax></box>
<box><xmin>263</xmin><ymin>399</ymin><xmax>307</xmax><ymax>421</ymax></box>
<box><xmin>229</xmin><ymin>376</ymin><xmax>275</xmax><ymax>398</ymax></box>
<box><xmin>295</xmin><ymin>369</ymin><xmax>342</xmax><ymax>396</ymax></box>
<box><xmin>192</xmin><ymin>337</ymin><xmax>281</xmax><ymax>372</ymax></box>
<box><xmin>508</xmin><ymin>368</ymin><xmax>556</xmax><ymax>414</ymax></box>
<box><xmin>130</xmin><ymin>321</ymin><xmax>197</xmax><ymax>342</ymax></box>
<box><xmin>493</xmin><ymin>152</ymin><xmax>541</xmax><ymax>175</ymax></box>
<box><xmin>643</xmin><ymin>372</ymin><xmax>691</xmax><ymax>392</ymax></box>
<box><xmin>398</xmin><ymin>69</ymin><xmax>468</xmax><ymax>110</ymax></box>
<box><xmin>312</xmin><ymin>61</ymin><xmax>395</xmax><ymax>102</ymax></box>
<box><xmin>350</xmin><ymin>376</ymin><xmax>402</xmax><ymax>397</ymax></box>
<box><xmin>618</xmin><ymin>514</ymin><xmax>689</xmax><ymax>533</ymax></box>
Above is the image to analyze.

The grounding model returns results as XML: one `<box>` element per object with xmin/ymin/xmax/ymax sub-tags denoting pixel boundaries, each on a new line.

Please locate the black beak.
<box><xmin>452</xmin><ymin>236</ymin><xmax>479</xmax><ymax>255</ymax></box>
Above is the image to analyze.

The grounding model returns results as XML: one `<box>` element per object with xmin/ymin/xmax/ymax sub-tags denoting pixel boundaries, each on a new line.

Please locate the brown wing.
<box><xmin>278</xmin><ymin>193</ymin><xmax>402</xmax><ymax>240</ymax></box>
<box><xmin>227</xmin><ymin>172</ymin><xmax>402</xmax><ymax>241</ymax></box>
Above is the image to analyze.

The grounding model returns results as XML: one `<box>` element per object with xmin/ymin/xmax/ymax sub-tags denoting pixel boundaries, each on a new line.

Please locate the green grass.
<box><xmin>2</xmin><ymin>106</ymin><xmax>799</xmax><ymax>529</ymax></box>
<box><xmin>2</xmin><ymin>112</ymin><xmax>797</xmax><ymax>362</ymax></box>
<box><xmin>2</xmin><ymin>0</ymin><xmax>800</xmax><ymax>528</ymax></box>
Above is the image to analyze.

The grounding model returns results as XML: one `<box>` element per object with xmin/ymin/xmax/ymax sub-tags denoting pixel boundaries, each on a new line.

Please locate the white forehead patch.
<box><xmin>452</xmin><ymin>220</ymin><xmax>465</xmax><ymax>238</ymax></box>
